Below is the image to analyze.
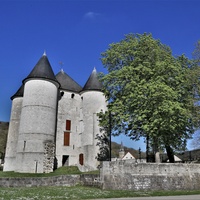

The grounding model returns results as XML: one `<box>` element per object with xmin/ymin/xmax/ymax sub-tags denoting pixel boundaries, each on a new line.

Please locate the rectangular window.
<box><xmin>66</xmin><ymin>120</ymin><xmax>71</xmax><ymax>131</ymax></box>
<box><xmin>79</xmin><ymin>153</ymin><xmax>84</xmax><ymax>165</ymax></box>
<box><xmin>64</xmin><ymin>132</ymin><xmax>70</xmax><ymax>146</ymax></box>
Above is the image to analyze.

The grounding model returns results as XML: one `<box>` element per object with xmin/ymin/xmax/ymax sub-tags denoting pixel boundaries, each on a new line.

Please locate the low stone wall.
<box><xmin>80</xmin><ymin>174</ymin><xmax>101</xmax><ymax>187</ymax></box>
<box><xmin>100</xmin><ymin>160</ymin><xmax>200</xmax><ymax>191</ymax></box>
<box><xmin>0</xmin><ymin>174</ymin><xmax>100</xmax><ymax>188</ymax></box>
<box><xmin>2</xmin><ymin>161</ymin><xmax>200</xmax><ymax>191</ymax></box>
<box><xmin>0</xmin><ymin>175</ymin><xmax>80</xmax><ymax>187</ymax></box>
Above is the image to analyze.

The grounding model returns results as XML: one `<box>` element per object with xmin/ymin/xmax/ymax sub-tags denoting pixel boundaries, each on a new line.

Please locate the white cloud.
<box><xmin>84</xmin><ymin>11</ymin><xmax>101</xmax><ymax>20</ymax></box>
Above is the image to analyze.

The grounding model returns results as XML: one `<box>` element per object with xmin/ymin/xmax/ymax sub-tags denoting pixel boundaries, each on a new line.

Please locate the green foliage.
<box><xmin>189</xmin><ymin>40</ymin><xmax>200</xmax><ymax>149</ymax></box>
<box><xmin>193</xmin><ymin>40</ymin><xmax>200</xmax><ymax>65</ymax></box>
<box><xmin>0</xmin><ymin>122</ymin><xmax>8</xmax><ymax>158</ymax></box>
<box><xmin>99</xmin><ymin>33</ymin><xmax>200</xmax><ymax>155</ymax></box>
<box><xmin>95</xmin><ymin>131</ymin><xmax>110</xmax><ymax>161</ymax></box>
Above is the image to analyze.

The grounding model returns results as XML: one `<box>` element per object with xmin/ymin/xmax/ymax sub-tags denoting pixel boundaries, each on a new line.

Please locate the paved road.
<box><xmin>91</xmin><ymin>195</ymin><xmax>200</xmax><ymax>200</ymax></box>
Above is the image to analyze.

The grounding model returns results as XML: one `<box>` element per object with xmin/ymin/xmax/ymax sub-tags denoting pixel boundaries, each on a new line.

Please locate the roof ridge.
<box><xmin>56</xmin><ymin>70</ymin><xmax>82</xmax><ymax>93</ymax></box>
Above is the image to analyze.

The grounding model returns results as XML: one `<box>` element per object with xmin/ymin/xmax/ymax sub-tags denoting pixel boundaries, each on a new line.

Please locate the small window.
<box><xmin>71</xmin><ymin>94</ymin><xmax>75</xmax><ymax>98</ymax></box>
<box><xmin>23</xmin><ymin>141</ymin><xmax>26</xmax><ymax>150</ymax></box>
<box><xmin>66</xmin><ymin>120</ymin><xmax>71</xmax><ymax>131</ymax></box>
<box><xmin>79</xmin><ymin>153</ymin><xmax>84</xmax><ymax>165</ymax></box>
<box><xmin>60</xmin><ymin>91</ymin><xmax>64</xmax><ymax>97</ymax></box>
<box><xmin>64</xmin><ymin>132</ymin><xmax>70</xmax><ymax>146</ymax></box>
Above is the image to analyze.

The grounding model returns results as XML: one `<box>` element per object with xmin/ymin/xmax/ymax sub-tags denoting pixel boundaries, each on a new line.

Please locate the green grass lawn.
<box><xmin>0</xmin><ymin>185</ymin><xmax>200</xmax><ymax>200</ymax></box>
<box><xmin>0</xmin><ymin>166</ymin><xmax>99</xmax><ymax>177</ymax></box>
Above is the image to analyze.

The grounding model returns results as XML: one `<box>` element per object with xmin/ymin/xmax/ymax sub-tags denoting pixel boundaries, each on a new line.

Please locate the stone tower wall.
<box><xmin>56</xmin><ymin>90</ymin><xmax>81</xmax><ymax>168</ymax></box>
<box><xmin>15</xmin><ymin>80</ymin><xmax>58</xmax><ymax>173</ymax></box>
<box><xmin>80</xmin><ymin>91</ymin><xmax>107</xmax><ymax>170</ymax></box>
<box><xmin>3</xmin><ymin>97</ymin><xmax>23</xmax><ymax>171</ymax></box>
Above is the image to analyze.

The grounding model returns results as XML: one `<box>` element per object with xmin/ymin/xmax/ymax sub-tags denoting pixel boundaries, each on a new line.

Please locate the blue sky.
<box><xmin>0</xmin><ymin>0</ymin><xmax>199</xmax><ymax>151</ymax></box>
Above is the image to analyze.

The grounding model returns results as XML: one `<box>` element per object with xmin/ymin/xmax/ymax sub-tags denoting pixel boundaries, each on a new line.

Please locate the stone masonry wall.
<box><xmin>43</xmin><ymin>141</ymin><xmax>55</xmax><ymax>173</ymax></box>
<box><xmin>0</xmin><ymin>175</ymin><xmax>80</xmax><ymax>187</ymax></box>
<box><xmin>100</xmin><ymin>160</ymin><xmax>200</xmax><ymax>191</ymax></box>
<box><xmin>2</xmin><ymin>161</ymin><xmax>200</xmax><ymax>190</ymax></box>
<box><xmin>0</xmin><ymin>174</ymin><xmax>100</xmax><ymax>188</ymax></box>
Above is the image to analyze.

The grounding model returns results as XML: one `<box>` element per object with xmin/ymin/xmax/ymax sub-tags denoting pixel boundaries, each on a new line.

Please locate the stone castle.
<box><xmin>3</xmin><ymin>52</ymin><xmax>107</xmax><ymax>173</ymax></box>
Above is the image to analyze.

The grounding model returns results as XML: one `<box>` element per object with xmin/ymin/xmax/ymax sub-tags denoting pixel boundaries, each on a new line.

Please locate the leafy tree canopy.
<box><xmin>99</xmin><ymin>33</ymin><xmax>200</xmax><ymax>156</ymax></box>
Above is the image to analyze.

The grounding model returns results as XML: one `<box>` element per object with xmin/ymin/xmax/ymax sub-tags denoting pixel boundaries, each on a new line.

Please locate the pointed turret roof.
<box><xmin>56</xmin><ymin>69</ymin><xmax>82</xmax><ymax>93</ymax></box>
<box><xmin>82</xmin><ymin>68</ymin><xmax>102</xmax><ymax>91</ymax></box>
<box><xmin>11</xmin><ymin>85</ymin><xmax>24</xmax><ymax>100</ymax></box>
<box><xmin>23</xmin><ymin>53</ymin><xmax>58</xmax><ymax>84</ymax></box>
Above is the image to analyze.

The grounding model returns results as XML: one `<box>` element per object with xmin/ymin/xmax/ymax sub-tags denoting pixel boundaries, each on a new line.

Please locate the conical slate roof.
<box><xmin>56</xmin><ymin>69</ymin><xmax>82</xmax><ymax>93</ymax></box>
<box><xmin>11</xmin><ymin>85</ymin><xmax>24</xmax><ymax>100</ymax></box>
<box><xmin>23</xmin><ymin>53</ymin><xmax>58</xmax><ymax>84</ymax></box>
<box><xmin>82</xmin><ymin>68</ymin><xmax>102</xmax><ymax>91</ymax></box>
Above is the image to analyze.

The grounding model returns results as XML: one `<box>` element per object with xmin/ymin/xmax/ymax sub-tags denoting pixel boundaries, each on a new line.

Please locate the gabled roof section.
<box><xmin>56</xmin><ymin>69</ymin><xmax>82</xmax><ymax>93</ymax></box>
<box><xmin>122</xmin><ymin>152</ymin><xmax>135</xmax><ymax>160</ymax></box>
<box><xmin>23</xmin><ymin>53</ymin><xmax>58</xmax><ymax>84</ymax></box>
<box><xmin>82</xmin><ymin>68</ymin><xmax>102</xmax><ymax>91</ymax></box>
<box><xmin>11</xmin><ymin>85</ymin><xmax>24</xmax><ymax>100</ymax></box>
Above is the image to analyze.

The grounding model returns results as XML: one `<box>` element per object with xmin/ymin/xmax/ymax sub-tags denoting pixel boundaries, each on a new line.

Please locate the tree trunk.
<box><xmin>146</xmin><ymin>135</ymin><xmax>149</xmax><ymax>162</ymax></box>
<box><xmin>155</xmin><ymin>151</ymin><xmax>161</xmax><ymax>163</ymax></box>
<box><xmin>165</xmin><ymin>145</ymin><xmax>175</xmax><ymax>163</ymax></box>
<box><xmin>152</xmin><ymin>137</ymin><xmax>161</xmax><ymax>163</ymax></box>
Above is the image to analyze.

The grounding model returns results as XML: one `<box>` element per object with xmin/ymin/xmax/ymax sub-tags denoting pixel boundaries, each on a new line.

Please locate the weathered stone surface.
<box><xmin>100</xmin><ymin>160</ymin><xmax>200</xmax><ymax>191</ymax></box>
<box><xmin>43</xmin><ymin>141</ymin><xmax>55</xmax><ymax>173</ymax></box>
<box><xmin>0</xmin><ymin>175</ymin><xmax>80</xmax><ymax>187</ymax></box>
<box><xmin>0</xmin><ymin>174</ymin><xmax>102</xmax><ymax>188</ymax></box>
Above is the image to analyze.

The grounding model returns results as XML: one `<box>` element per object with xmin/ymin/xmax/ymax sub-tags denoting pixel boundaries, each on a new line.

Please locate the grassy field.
<box><xmin>0</xmin><ymin>166</ymin><xmax>99</xmax><ymax>177</ymax></box>
<box><xmin>0</xmin><ymin>185</ymin><xmax>200</xmax><ymax>200</ymax></box>
<box><xmin>0</xmin><ymin>166</ymin><xmax>81</xmax><ymax>177</ymax></box>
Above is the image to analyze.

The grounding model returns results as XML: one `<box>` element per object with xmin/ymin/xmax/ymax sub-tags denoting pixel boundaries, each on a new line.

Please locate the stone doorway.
<box><xmin>62</xmin><ymin>155</ymin><xmax>69</xmax><ymax>166</ymax></box>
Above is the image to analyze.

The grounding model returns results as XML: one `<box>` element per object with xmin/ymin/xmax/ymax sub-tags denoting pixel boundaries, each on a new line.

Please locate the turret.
<box><xmin>15</xmin><ymin>53</ymin><xmax>60</xmax><ymax>173</ymax></box>
<box><xmin>3</xmin><ymin>85</ymin><xmax>24</xmax><ymax>171</ymax></box>
<box><xmin>80</xmin><ymin>68</ymin><xmax>107</xmax><ymax>170</ymax></box>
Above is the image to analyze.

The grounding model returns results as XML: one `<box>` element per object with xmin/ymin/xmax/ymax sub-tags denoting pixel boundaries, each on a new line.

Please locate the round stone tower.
<box><xmin>3</xmin><ymin>85</ymin><xmax>24</xmax><ymax>171</ymax></box>
<box><xmin>80</xmin><ymin>68</ymin><xmax>107</xmax><ymax>170</ymax></box>
<box><xmin>15</xmin><ymin>53</ymin><xmax>60</xmax><ymax>173</ymax></box>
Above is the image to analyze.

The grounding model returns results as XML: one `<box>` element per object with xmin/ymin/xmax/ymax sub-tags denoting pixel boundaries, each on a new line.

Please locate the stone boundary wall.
<box><xmin>2</xmin><ymin>161</ymin><xmax>200</xmax><ymax>191</ymax></box>
<box><xmin>0</xmin><ymin>174</ymin><xmax>100</xmax><ymax>188</ymax></box>
<box><xmin>100</xmin><ymin>160</ymin><xmax>200</xmax><ymax>191</ymax></box>
<box><xmin>80</xmin><ymin>174</ymin><xmax>102</xmax><ymax>187</ymax></box>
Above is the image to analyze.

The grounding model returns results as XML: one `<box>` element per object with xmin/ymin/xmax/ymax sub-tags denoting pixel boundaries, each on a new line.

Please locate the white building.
<box><xmin>122</xmin><ymin>152</ymin><xmax>135</xmax><ymax>160</ymax></box>
<box><xmin>3</xmin><ymin>53</ymin><xmax>107</xmax><ymax>173</ymax></box>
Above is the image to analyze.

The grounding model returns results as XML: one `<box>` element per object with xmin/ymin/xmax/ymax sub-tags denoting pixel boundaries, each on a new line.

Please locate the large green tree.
<box><xmin>190</xmin><ymin>40</ymin><xmax>200</xmax><ymax>149</ymax></box>
<box><xmin>99</xmin><ymin>33</ymin><xmax>200</xmax><ymax>162</ymax></box>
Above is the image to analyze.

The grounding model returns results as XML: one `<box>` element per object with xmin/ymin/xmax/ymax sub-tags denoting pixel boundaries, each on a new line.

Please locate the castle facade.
<box><xmin>3</xmin><ymin>53</ymin><xmax>107</xmax><ymax>173</ymax></box>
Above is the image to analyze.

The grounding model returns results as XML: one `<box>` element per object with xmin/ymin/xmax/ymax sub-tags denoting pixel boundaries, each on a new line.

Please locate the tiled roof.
<box><xmin>11</xmin><ymin>85</ymin><xmax>24</xmax><ymax>100</ymax></box>
<box><xmin>82</xmin><ymin>68</ymin><xmax>102</xmax><ymax>91</ymax></box>
<box><xmin>23</xmin><ymin>53</ymin><xmax>58</xmax><ymax>84</ymax></box>
<box><xmin>56</xmin><ymin>69</ymin><xmax>82</xmax><ymax>93</ymax></box>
